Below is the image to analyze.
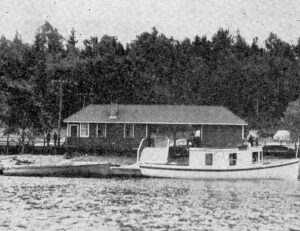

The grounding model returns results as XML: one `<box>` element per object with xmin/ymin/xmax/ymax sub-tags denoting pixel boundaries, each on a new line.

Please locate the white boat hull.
<box><xmin>140</xmin><ymin>159</ymin><xmax>299</xmax><ymax>180</ymax></box>
<box><xmin>3</xmin><ymin>162</ymin><xmax>111</xmax><ymax>177</ymax></box>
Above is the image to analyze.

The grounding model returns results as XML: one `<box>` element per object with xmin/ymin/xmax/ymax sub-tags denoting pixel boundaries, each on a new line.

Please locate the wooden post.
<box><xmin>145</xmin><ymin>124</ymin><xmax>148</xmax><ymax>138</ymax></box>
<box><xmin>96</xmin><ymin>123</ymin><xmax>98</xmax><ymax>138</ymax></box>
<box><xmin>66</xmin><ymin>123</ymin><xmax>69</xmax><ymax>137</ymax></box>
<box><xmin>201</xmin><ymin>125</ymin><xmax>203</xmax><ymax>140</ymax></box>
<box><xmin>173</xmin><ymin>125</ymin><xmax>176</xmax><ymax>148</ymax></box>
<box><xmin>296</xmin><ymin>138</ymin><xmax>299</xmax><ymax>159</ymax></box>
<box><xmin>242</xmin><ymin>125</ymin><xmax>244</xmax><ymax>140</ymax></box>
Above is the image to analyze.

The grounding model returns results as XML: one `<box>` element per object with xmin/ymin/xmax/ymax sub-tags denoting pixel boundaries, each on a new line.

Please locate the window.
<box><xmin>124</xmin><ymin>124</ymin><xmax>134</xmax><ymax>138</ymax></box>
<box><xmin>70</xmin><ymin>125</ymin><xmax>79</xmax><ymax>137</ymax></box>
<box><xmin>97</xmin><ymin>124</ymin><xmax>106</xmax><ymax>138</ymax></box>
<box><xmin>205</xmin><ymin>153</ymin><xmax>213</xmax><ymax>165</ymax></box>
<box><xmin>229</xmin><ymin>153</ymin><xmax>237</xmax><ymax>166</ymax></box>
<box><xmin>252</xmin><ymin>152</ymin><xmax>259</xmax><ymax>163</ymax></box>
<box><xmin>80</xmin><ymin>123</ymin><xmax>89</xmax><ymax>137</ymax></box>
<box><xmin>195</xmin><ymin>129</ymin><xmax>201</xmax><ymax>138</ymax></box>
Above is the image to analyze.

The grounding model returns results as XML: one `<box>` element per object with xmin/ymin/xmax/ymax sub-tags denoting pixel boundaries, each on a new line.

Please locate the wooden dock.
<box><xmin>1</xmin><ymin>160</ymin><xmax>143</xmax><ymax>178</ymax></box>
<box><xmin>2</xmin><ymin>162</ymin><xmax>111</xmax><ymax>177</ymax></box>
<box><xmin>110</xmin><ymin>164</ymin><xmax>143</xmax><ymax>177</ymax></box>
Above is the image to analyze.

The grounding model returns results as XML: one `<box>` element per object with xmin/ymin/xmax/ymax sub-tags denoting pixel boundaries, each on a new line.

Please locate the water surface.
<box><xmin>0</xmin><ymin>176</ymin><xmax>300</xmax><ymax>230</ymax></box>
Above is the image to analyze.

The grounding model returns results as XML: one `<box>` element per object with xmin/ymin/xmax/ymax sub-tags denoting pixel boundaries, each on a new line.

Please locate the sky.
<box><xmin>1</xmin><ymin>0</ymin><xmax>300</xmax><ymax>47</ymax></box>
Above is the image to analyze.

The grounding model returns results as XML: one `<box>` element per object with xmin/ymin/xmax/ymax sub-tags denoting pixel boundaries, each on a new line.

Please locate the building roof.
<box><xmin>63</xmin><ymin>104</ymin><xmax>247</xmax><ymax>126</ymax></box>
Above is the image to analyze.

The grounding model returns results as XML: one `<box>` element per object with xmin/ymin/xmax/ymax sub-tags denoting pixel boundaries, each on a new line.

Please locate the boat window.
<box><xmin>124</xmin><ymin>124</ymin><xmax>135</xmax><ymax>138</ymax></box>
<box><xmin>97</xmin><ymin>124</ymin><xmax>106</xmax><ymax>138</ymax></box>
<box><xmin>252</xmin><ymin>152</ymin><xmax>259</xmax><ymax>163</ymax></box>
<box><xmin>229</xmin><ymin>153</ymin><xmax>237</xmax><ymax>166</ymax></box>
<box><xmin>205</xmin><ymin>153</ymin><xmax>213</xmax><ymax>165</ymax></box>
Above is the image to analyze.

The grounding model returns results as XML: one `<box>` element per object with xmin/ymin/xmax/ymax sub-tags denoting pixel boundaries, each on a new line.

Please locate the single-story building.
<box><xmin>63</xmin><ymin>104</ymin><xmax>247</xmax><ymax>152</ymax></box>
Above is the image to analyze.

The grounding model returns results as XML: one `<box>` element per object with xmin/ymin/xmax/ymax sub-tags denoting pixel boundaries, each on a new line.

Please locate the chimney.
<box><xmin>109</xmin><ymin>103</ymin><xmax>118</xmax><ymax>119</ymax></box>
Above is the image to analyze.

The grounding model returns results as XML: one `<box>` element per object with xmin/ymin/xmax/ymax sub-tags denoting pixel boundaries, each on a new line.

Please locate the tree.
<box><xmin>32</xmin><ymin>21</ymin><xmax>66</xmax><ymax>145</ymax></box>
<box><xmin>2</xmin><ymin>23</ymin><xmax>300</xmax><ymax>145</ymax></box>
<box><xmin>34</xmin><ymin>21</ymin><xmax>64</xmax><ymax>54</ymax></box>
<box><xmin>66</xmin><ymin>28</ymin><xmax>78</xmax><ymax>53</ymax></box>
<box><xmin>81</xmin><ymin>35</ymin><xmax>125</xmax><ymax>104</ymax></box>
<box><xmin>281</xmin><ymin>97</ymin><xmax>300</xmax><ymax>140</ymax></box>
<box><xmin>265</xmin><ymin>33</ymin><xmax>294</xmax><ymax>60</ymax></box>
<box><xmin>0</xmin><ymin>34</ymin><xmax>38</xmax><ymax>153</ymax></box>
<box><xmin>127</xmin><ymin>28</ymin><xmax>177</xmax><ymax>104</ymax></box>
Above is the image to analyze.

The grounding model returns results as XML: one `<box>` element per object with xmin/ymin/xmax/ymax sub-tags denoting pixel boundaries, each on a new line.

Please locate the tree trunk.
<box><xmin>256</xmin><ymin>97</ymin><xmax>259</xmax><ymax>116</ymax></box>
<box><xmin>43</xmin><ymin>135</ymin><xmax>46</xmax><ymax>154</ymax></box>
<box><xmin>20</xmin><ymin>129</ymin><xmax>25</xmax><ymax>154</ymax></box>
<box><xmin>58</xmin><ymin>80</ymin><xmax>63</xmax><ymax>147</ymax></box>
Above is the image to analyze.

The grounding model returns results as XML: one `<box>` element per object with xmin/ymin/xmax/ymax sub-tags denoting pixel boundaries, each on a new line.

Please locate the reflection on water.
<box><xmin>0</xmin><ymin>177</ymin><xmax>300</xmax><ymax>230</ymax></box>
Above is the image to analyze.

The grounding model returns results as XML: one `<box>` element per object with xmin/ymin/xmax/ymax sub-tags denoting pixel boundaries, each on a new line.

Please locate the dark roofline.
<box><xmin>63</xmin><ymin>121</ymin><xmax>246</xmax><ymax>126</ymax></box>
<box><xmin>63</xmin><ymin>104</ymin><xmax>248</xmax><ymax>126</ymax></box>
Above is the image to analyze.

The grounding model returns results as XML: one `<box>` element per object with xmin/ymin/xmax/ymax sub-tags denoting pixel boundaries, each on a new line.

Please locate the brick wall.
<box><xmin>67</xmin><ymin>123</ymin><xmax>146</xmax><ymax>152</ymax></box>
<box><xmin>66</xmin><ymin>123</ymin><xmax>243</xmax><ymax>151</ymax></box>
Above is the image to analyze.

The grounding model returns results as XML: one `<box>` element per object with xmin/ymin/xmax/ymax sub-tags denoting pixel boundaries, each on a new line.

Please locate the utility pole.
<box><xmin>52</xmin><ymin>77</ymin><xmax>66</xmax><ymax>147</ymax></box>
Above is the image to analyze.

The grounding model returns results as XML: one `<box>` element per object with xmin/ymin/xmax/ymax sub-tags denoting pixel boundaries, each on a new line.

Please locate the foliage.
<box><xmin>281</xmin><ymin>98</ymin><xmax>300</xmax><ymax>140</ymax></box>
<box><xmin>1</xmin><ymin>22</ymin><xmax>300</xmax><ymax>139</ymax></box>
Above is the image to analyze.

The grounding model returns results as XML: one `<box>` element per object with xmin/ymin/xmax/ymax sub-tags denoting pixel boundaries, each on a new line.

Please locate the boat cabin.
<box><xmin>139</xmin><ymin>138</ymin><xmax>264</xmax><ymax>168</ymax></box>
<box><xmin>189</xmin><ymin>146</ymin><xmax>263</xmax><ymax>168</ymax></box>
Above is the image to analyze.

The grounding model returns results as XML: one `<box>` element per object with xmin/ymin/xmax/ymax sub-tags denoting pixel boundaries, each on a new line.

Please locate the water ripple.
<box><xmin>0</xmin><ymin>177</ymin><xmax>299</xmax><ymax>230</ymax></box>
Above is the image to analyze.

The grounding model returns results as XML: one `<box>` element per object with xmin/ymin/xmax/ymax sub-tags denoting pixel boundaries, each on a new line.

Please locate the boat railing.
<box><xmin>136</xmin><ymin>138</ymin><xmax>147</xmax><ymax>163</ymax></box>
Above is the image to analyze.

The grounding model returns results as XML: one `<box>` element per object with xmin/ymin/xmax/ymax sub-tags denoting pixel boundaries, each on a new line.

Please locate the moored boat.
<box><xmin>138</xmin><ymin>139</ymin><xmax>299</xmax><ymax>180</ymax></box>
<box><xmin>3</xmin><ymin>161</ymin><xmax>111</xmax><ymax>177</ymax></box>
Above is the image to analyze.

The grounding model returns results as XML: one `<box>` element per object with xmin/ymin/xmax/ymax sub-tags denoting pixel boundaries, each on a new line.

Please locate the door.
<box><xmin>70</xmin><ymin>125</ymin><xmax>78</xmax><ymax>137</ymax></box>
